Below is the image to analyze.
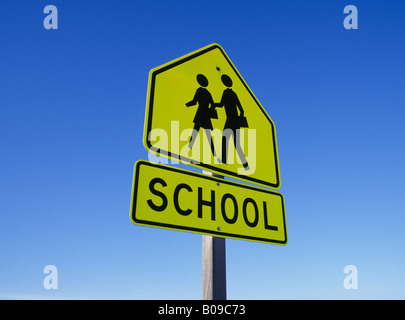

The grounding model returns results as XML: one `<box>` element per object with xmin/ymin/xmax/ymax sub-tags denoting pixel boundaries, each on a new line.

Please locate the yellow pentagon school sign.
<box><xmin>131</xmin><ymin>161</ymin><xmax>287</xmax><ymax>245</ymax></box>
<box><xmin>144</xmin><ymin>44</ymin><xmax>281</xmax><ymax>189</ymax></box>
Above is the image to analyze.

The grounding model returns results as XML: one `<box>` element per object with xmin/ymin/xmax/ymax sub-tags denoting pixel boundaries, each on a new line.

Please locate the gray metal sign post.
<box><xmin>202</xmin><ymin>171</ymin><xmax>227</xmax><ymax>300</ymax></box>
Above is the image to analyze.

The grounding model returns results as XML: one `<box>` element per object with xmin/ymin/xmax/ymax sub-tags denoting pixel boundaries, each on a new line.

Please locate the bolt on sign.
<box><xmin>131</xmin><ymin>161</ymin><xmax>287</xmax><ymax>245</ymax></box>
<box><xmin>144</xmin><ymin>43</ymin><xmax>281</xmax><ymax>189</ymax></box>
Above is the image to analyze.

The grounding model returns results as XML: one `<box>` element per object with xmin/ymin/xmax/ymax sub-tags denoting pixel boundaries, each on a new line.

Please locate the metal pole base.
<box><xmin>201</xmin><ymin>170</ymin><xmax>226</xmax><ymax>300</ymax></box>
<box><xmin>202</xmin><ymin>235</ymin><xmax>227</xmax><ymax>300</ymax></box>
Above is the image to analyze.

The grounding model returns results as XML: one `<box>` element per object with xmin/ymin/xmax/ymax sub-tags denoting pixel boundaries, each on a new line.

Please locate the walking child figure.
<box><xmin>186</xmin><ymin>74</ymin><xmax>217</xmax><ymax>157</ymax></box>
<box><xmin>215</xmin><ymin>74</ymin><xmax>249</xmax><ymax>170</ymax></box>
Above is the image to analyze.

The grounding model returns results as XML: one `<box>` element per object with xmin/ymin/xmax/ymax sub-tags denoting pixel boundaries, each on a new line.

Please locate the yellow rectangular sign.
<box><xmin>130</xmin><ymin>161</ymin><xmax>287</xmax><ymax>245</ymax></box>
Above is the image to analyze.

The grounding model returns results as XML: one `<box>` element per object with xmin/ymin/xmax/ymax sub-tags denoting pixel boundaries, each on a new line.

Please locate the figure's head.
<box><xmin>197</xmin><ymin>74</ymin><xmax>209</xmax><ymax>87</ymax></box>
<box><xmin>221</xmin><ymin>74</ymin><xmax>233</xmax><ymax>87</ymax></box>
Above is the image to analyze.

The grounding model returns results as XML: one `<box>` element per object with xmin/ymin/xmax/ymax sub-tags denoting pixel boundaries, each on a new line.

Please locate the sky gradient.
<box><xmin>1</xmin><ymin>0</ymin><xmax>404</xmax><ymax>299</ymax></box>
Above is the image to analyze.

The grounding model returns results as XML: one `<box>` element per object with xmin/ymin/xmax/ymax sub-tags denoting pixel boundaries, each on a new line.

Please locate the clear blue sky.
<box><xmin>1</xmin><ymin>0</ymin><xmax>404</xmax><ymax>299</ymax></box>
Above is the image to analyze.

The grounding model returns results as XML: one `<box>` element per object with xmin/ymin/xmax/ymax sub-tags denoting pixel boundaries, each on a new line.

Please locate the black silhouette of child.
<box><xmin>186</xmin><ymin>74</ymin><xmax>217</xmax><ymax>156</ymax></box>
<box><xmin>215</xmin><ymin>74</ymin><xmax>249</xmax><ymax>170</ymax></box>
